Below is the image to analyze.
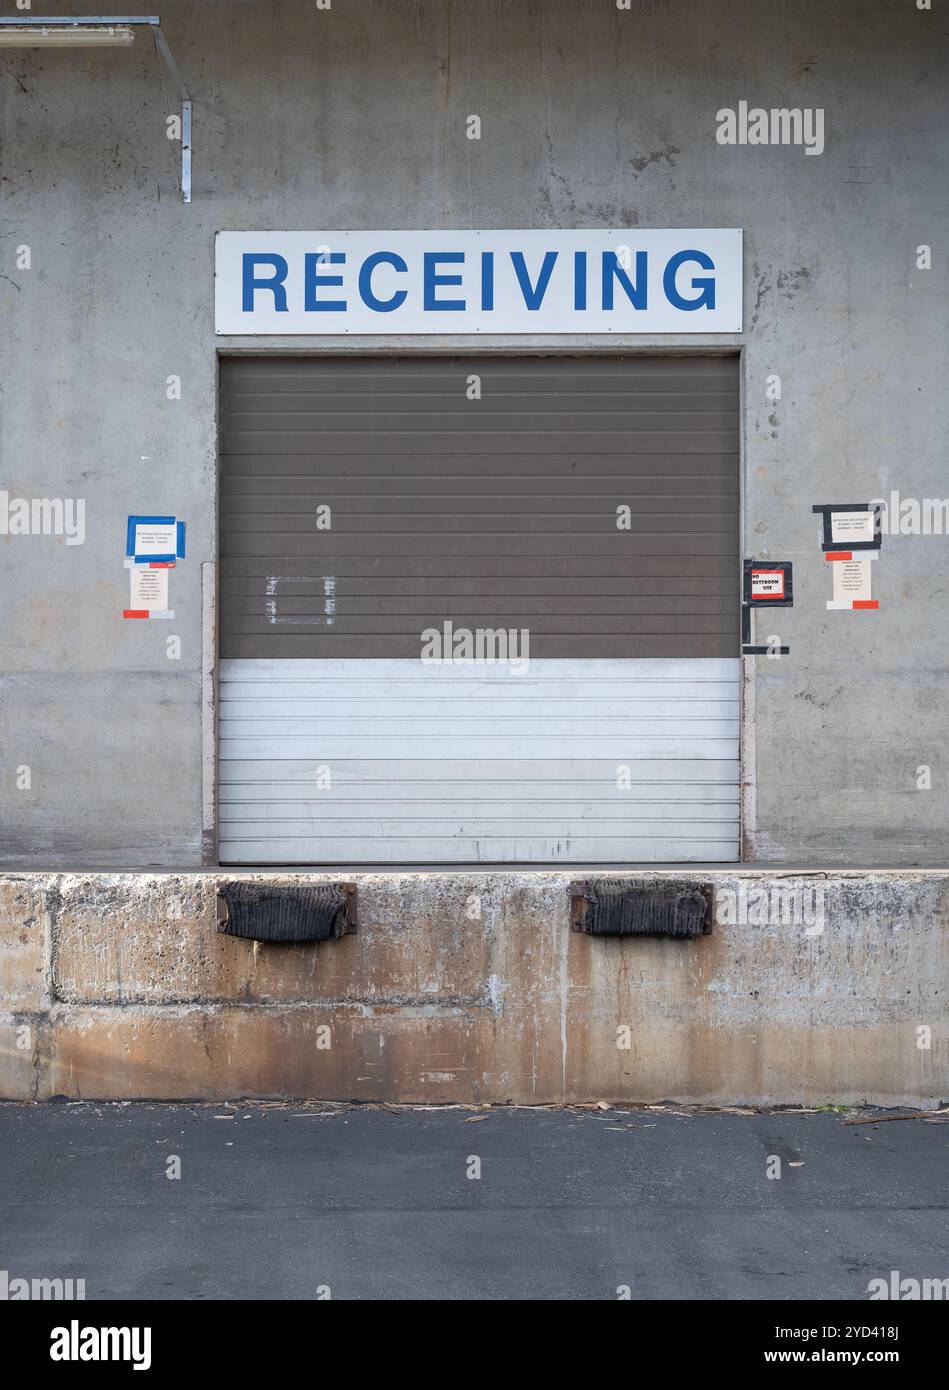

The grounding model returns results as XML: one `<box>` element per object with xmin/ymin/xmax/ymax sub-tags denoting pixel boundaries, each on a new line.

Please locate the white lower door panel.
<box><xmin>218</xmin><ymin>657</ymin><xmax>740</xmax><ymax>863</ymax></box>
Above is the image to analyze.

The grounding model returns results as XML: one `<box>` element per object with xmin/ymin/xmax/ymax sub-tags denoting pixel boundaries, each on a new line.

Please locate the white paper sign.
<box><xmin>751</xmin><ymin>569</ymin><xmax>785</xmax><ymax>598</ymax></box>
<box><xmin>832</xmin><ymin>558</ymin><xmax>872</xmax><ymax>603</ymax></box>
<box><xmin>130</xmin><ymin>566</ymin><xmax>169</xmax><ymax>611</ymax></box>
<box><xmin>133</xmin><ymin>522</ymin><xmax>177</xmax><ymax>557</ymax></box>
<box><xmin>830</xmin><ymin>511</ymin><xmax>875</xmax><ymax>544</ymax></box>
<box><xmin>215</xmin><ymin>229</ymin><xmax>743</xmax><ymax>335</ymax></box>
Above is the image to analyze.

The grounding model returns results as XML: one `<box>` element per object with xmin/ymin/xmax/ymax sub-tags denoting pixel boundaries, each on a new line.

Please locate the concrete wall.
<box><xmin>1</xmin><ymin>870</ymin><xmax>947</xmax><ymax>1105</ymax></box>
<box><xmin>0</xmin><ymin>0</ymin><xmax>947</xmax><ymax>866</ymax></box>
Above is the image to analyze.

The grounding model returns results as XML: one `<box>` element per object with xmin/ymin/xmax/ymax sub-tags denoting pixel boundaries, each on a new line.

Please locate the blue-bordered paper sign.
<box><xmin>125</xmin><ymin>515</ymin><xmax>187</xmax><ymax>565</ymax></box>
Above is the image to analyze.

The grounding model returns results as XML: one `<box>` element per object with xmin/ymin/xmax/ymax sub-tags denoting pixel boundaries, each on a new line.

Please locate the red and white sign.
<box><xmin>750</xmin><ymin>568</ymin><xmax>785</xmax><ymax>599</ymax></box>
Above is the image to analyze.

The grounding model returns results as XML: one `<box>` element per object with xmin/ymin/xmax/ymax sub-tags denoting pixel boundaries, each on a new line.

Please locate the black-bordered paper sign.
<box><xmin>743</xmin><ymin>559</ymin><xmax>793</xmax><ymax>606</ymax></box>
<box><xmin>812</xmin><ymin>503</ymin><xmax>882</xmax><ymax>553</ymax></box>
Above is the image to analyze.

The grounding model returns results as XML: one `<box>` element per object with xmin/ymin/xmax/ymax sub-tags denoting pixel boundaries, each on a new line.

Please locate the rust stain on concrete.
<box><xmin>1</xmin><ymin>871</ymin><xmax>947</xmax><ymax>1107</ymax></box>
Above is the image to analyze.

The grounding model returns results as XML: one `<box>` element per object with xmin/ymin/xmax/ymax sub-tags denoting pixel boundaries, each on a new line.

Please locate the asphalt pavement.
<box><xmin>1</xmin><ymin>1101</ymin><xmax>947</xmax><ymax>1300</ymax></box>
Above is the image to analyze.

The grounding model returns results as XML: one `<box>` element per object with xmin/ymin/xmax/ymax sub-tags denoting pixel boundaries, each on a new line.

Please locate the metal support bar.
<box><xmin>0</xmin><ymin>15</ymin><xmax>161</xmax><ymax>23</ymax></box>
<box><xmin>152</xmin><ymin>24</ymin><xmax>192</xmax><ymax>202</ymax></box>
<box><xmin>181</xmin><ymin>98</ymin><xmax>192</xmax><ymax>204</ymax></box>
<box><xmin>0</xmin><ymin>15</ymin><xmax>192</xmax><ymax>203</ymax></box>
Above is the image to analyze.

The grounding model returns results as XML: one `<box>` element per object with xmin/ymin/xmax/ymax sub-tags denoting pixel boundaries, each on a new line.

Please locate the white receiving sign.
<box><xmin>215</xmin><ymin>229</ymin><xmax>743</xmax><ymax>335</ymax></box>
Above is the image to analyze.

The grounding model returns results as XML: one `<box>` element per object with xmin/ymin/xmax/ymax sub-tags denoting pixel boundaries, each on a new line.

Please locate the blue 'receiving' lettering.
<box><xmin>239</xmin><ymin>245</ymin><xmax>720</xmax><ymax>317</ymax></box>
<box><xmin>510</xmin><ymin>251</ymin><xmax>558</xmax><ymax>310</ymax></box>
<box><xmin>573</xmin><ymin>251</ymin><xmax>587</xmax><ymax>311</ymax></box>
<box><xmin>358</xmin><ymin>252</ymin><xmax>408</xmax><ymax>312</ymax></box>
<box><xmin>242</xmin><ymin>254</ymin><xmax>288</xmax><ymax>311</ymax></box>
<box><xmin>304</xmin><ymin>251</ymin><xmax>346</xmax><ymax>311</ymax></box>
<box><xmin>424</xmin><ymin>251</ymin><xmax>466</xmax><ymax>311</ymax></box>
<box><xmin>602</xmin><ymin>251</ymin><xmax>647</xmax><ymax>310</ymax></box>
<box><xmin>481</xmin><ymin>252</ymin><xmax>494</xmax><ymax>311</ymax></box>
<box><xmin>663</xmin><ymin>249</ymin><xmax>716</xmax><ymax>310</ymax></box>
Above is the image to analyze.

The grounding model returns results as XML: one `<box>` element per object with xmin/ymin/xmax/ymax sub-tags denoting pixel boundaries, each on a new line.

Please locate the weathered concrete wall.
<box><xmin>0</xmin><ymin>1</ymin><xmax>947</xmax><ymax>867</ymax></box>
<box><xmin>2</xmin><ymin>871</ymin><xmax>946</xmax><ymax>1106</ymax></box>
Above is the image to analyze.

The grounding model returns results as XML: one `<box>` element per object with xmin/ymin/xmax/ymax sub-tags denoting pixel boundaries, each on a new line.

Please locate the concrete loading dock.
<box><xmin>0</xmin><ymin>1</ymin><xmax>946</xmax><ymax>1105</ymax></box>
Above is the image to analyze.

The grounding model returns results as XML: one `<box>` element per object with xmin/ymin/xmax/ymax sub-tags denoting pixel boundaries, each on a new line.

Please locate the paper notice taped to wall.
<box><xmin>130</xmin><ymin>565</ymin><xmax>169</xmax><ymax>611</ymax></box>
<box><xmin>831</xmin><ymin>557</ymin><xmax>872</xmax><ymax>603</ymax></box>
<box><xmin>133</xmin><ymin>521</ymin><xmax>178</xmax><ymax>557</ymax></box>
<box><xmin>830</xmin><ymin>510</ymin><xmax>875</xmax><ymax>544</ymax></box>
<box><xmin>750</xmin><ymin>568</ymin><xmax>785</xmax><ymax>599</ymax></box>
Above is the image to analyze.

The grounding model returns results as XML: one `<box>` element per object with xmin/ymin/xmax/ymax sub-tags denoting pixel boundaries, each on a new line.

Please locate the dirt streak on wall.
<box><xmin>1</xmin><ymin>871</ymin><xmax>946</xmax><ymax>1107</ymax></box>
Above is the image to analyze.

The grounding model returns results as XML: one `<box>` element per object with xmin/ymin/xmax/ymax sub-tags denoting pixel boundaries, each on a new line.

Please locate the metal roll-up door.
<box><xmin>218</xmin><ymin>356</ymin><xmax>740</xmax><ymax>863</ymax></box>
